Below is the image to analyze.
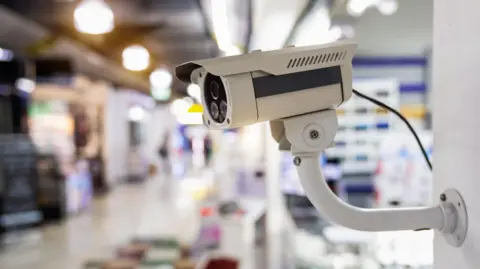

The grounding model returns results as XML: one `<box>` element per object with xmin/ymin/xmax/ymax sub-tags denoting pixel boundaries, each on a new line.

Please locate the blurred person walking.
<box><xmin>203</xmin><ymin>135</ymin><xmax>213</xmax><ymax>167</ymax></box>
<box><xmin>158</xmin><ymin>133</ymin><xmax>171</xmax><ymax>174</ymax></box>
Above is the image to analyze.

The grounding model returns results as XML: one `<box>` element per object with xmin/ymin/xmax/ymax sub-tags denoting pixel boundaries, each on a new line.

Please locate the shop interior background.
<box><xmin>0</xmin><ymin>0</ymin><xmax>441</xmax><ymax>269</ymax></box>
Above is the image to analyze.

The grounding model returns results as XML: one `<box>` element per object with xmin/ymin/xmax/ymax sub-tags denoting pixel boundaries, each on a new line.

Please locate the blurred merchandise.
<box><xmin>148</xmin><ymin>164</ymin><xmax>158</xmax><ymax>176</ymax></box>
<box><xmin>374</xmin><ymin>230</ymin><xmax>433</xmax><ymax>268</ymax></box>
<box><xmin>326</xmin><ymin>78</ymin><xmax>400</xmax><ymax>175</ymax></box>
<box><xmin>374</xmin><ymin>131</ymin><xmax>433</xmax><ymax>207</ymax></box>
<box><xmin>281</xmin><ymin>152</ymin><xmax>344</xmax><ymax>199</ymax></box>
<box><xmin>36</xmin><ymin>154</ymin><xmax>64</xmax><ymax>222</ymax></box>
<box><xmin>29</xmin><ymin>100</ymin><xmax>93</xmax><ymax>215</ymax></box>
<box><xmin>84</xmin><ymin>237</ymin><xmax>181</xmax><ymax>268</ymax></box>
<box><xmin>65</xmin><ymin>159</ymin><xmax>92</xmax><ymax>214</ymax></box>
<box><xmin>0</xmin><ymin>135</ymin><xmax>41</xmax><ymax>242</ymax></box>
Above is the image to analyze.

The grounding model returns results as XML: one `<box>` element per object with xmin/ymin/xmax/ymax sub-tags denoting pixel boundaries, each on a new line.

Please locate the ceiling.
<box><xmin>0</xmin><ymin>0</ymin><xmax>230</xmax><ymax>93</ymax></box>
<box><xmin>2</xmin><ymin>0</ymin><xmax>218</xmax><ymax>64</ymax></box>
<box><xmin>329</xmin><ymin>0</ymin><xmax>433</xmax><ymax>55</ymax></box>
<box><xmin>0</xmin><ymin>0</ymin><xmax>330</xmax><ymax>96</ymax></box>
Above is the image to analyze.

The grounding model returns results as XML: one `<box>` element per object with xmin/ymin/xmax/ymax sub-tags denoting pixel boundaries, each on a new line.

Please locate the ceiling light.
<box><xmin>151</xmin><ymin>88</ymin><xmax>171</xmax><ymax>101</ymax></box>
<box><xmin>150</xmin><ymin>68</ymin><xmax>172</xmax><ymax>89</ymax></box>
<box><xmin>170</xmin><ymin>98</ymin><xmax>190</xmax><ymax>116</ymax></box>
<box><xmin>74</xmin><ymin>0</ymin><xmax>114</xmax><ymax>35</ymax></box>
<box><xmin>183</xmin><ymin>97</ymin><xmax>194</xmax><ymax>107</ymax></box>
<box><xmin>347</xmin><ymin>0</ymin><xmax>372</xmax><ymax>17</ymax></box>
<box><xmin>187</xmin><ymin>84</ymin><xmax>201</xmax><ymax>102</ymax></box>
<box><xmin>0</xmin><ymin>48</ymin><xmax>14</xmax><ymax>61</ymax></box>
<box><xmin>329</xmin><ymin>26</ymin><xmax>343</xmax><ymax>41</ymax></box>
<box><xmin>122</xmin><ymin>45</ymin><xmax>150</xmax><ymax>71</ymax></box>
<box><xmin>340</xmin><ymin>25</ymin><xmax>356</xmax><ymax>39</ymax></box>
<box><xmin>15</xmin><ymin>78</ymin><xmax>35</xmax><ymax>93</ymax></box>
<box><xmin>128</xmin><ymin>106</ymin><xmax>145</xmax><ymax>121</ymax></box>
<box><xmin>377</xmin><ymin>0</ymin><xmax>399</xmax><ymax>16</ymax></box>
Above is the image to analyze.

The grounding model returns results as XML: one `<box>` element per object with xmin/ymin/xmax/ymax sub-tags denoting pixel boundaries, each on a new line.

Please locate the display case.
<box><xmin>0</xmin><ymin>135</ymin><xmax>41</xmax><ymax>240</ymax></box>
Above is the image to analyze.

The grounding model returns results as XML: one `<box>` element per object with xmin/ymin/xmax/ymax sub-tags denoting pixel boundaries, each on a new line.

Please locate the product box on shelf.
<box><xmin>326</xmin><ymin>78</ymin><xmax>400</xmax><ymax>175</ymax></box>
<box><xmin>374</xmin><ymin>131</ymin><xmax>433</xmax><ymax>207</ymax></box>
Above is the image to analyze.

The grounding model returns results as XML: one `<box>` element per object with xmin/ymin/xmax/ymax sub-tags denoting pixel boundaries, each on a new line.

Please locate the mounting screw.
<box><xmin>310</xmin><ymin>130</ymin><xmax>319</xmax><ymax>140</ymax></box>
<box><xmin>293</xmin><ymin>157</ymin><xmax>301</xmax><ymax>166</ymax></box>
<box><xmin>440</xmin><ymin>193</ymin><xmax>447</xmax><ymax>201</ymax></box>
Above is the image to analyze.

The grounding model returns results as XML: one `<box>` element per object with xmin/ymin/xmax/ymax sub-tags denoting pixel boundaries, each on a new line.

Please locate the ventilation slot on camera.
<box><xmin>287</xmin><ymin>50</ymin><xmax>348</xmax><ymax>68</ymax></box>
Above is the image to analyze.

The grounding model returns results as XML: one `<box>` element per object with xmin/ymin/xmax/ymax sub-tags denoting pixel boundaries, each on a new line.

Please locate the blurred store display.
<box><xmin>327</xmin><ymin>78</ymin><xmax>400</xmax><ymax>175</ymax></box>
<box><xmin>0</xmin><ymin>135</ymin><xmax>41</xmax><ymax>242</ymax></box>
<box><xmin>0</xmin><ymin>0</ymin><xmax>440</xmax><ymax>267</ymax></box>
<box><xmin>29</xmin><ymin>100</ymin><xmax>93</xmax><ymax>215</ymax></box>
<box><xmin>374</xmin><ymin>131</ymin><xmax>433</xmax><ymax>207</ymax></box>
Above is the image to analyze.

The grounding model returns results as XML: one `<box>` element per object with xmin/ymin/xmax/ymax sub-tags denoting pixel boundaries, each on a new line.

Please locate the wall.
<box><xmin>105</xmin><ymin>90</ymin><xmax>160</xmax><ymax>183</ymax></box>
<box><xmin>104</xmin><ymin>89</ymin><xmax>128</xmax><ymax>184</ymax></box>
<box><xmin>352</xmin><ymin>0</ymin><xmax>433</xmax><ymax>56</ymax></box>
<box><xmin>433</xmin><ymin>0</ymin><xmax>480</xmax><ymax>267</ymax></box>
<box><xmin>104</xmin><ymin>89</ymin><xmax>129</xmax><ymax>184</ymax></box>
<box><xmin>143</xmin><ymin>105</ymin><xmax>177</xmax><ymax>167</ymax></box>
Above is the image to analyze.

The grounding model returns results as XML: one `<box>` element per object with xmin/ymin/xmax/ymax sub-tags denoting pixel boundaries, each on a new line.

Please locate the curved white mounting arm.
<box><xmin>296</xmin><ymin>155</ymin><xmax>444</xmax><ymax>231</ymax></box>
<box><xmin>282</xmin><ymin>109</ymin><xmax>468</xmax><ymax>247</ymax></box>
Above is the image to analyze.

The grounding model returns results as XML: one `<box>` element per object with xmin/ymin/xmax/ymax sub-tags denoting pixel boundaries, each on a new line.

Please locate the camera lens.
<box><xmin>204</xmin><ymin>73</ymin><xmax>227</xmax><ymax>123</ymax></box>
<box><xmin>220</xmin><ymin>100</ymin><xmax>228</xmax><ymax>118</ymax></box>
<box><xmin>210</xmin><ymin>102</ymin><xmax>219</xmax><ymax>120</ymax></box>
<box><xmin>210</xmin><ymin>81</ymin><xmax>220</xmax><ymax>100</ymax></box>
<box><xmin>218</xmin><ymin>114</ymin><xmax>225</xmax><ymax>123</ymax></box>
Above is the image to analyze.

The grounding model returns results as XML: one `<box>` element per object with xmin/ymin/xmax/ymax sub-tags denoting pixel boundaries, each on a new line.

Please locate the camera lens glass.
<box><xmin>220</xmin><ymin>100</ymin><xmax>228</xmax><ymax>118</ymax></box>
<box><xmin>210</xmin><ymin>81</ymin><xmax>220</xmax><ymax>100</ymax></box>
<box><xmin>204</xmin><ymin>73</ymin><xmax>228</xmax><ymax>124</ymax></box>
<box><xmin>210</xmin><ymin>102</ymin><xmax>219</xmax><ymax>120</ymax></box>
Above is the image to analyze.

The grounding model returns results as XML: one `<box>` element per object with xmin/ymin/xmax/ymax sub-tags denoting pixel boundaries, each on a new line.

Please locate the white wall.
<box><xmin>433</xmin><ymin>1</ymin><xmax>480</xmax><ymax>267</ymax></box>
<box><xmin>143</xmin><ymin>105</ymin><xmax>177</xmax><ymax>167</ymax></box>
<box><xmin>105</xmin><ymin>90</ymin><xmax>164</xmax><ymax>183</ymax></box>
<box><xmin>105</xmin><ymin>90</ymin><xmax>130</xmax><ymax>184</ymax></box>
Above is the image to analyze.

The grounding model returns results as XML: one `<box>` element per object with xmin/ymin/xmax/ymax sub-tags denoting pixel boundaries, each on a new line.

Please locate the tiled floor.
<box><xmin>0</xmin><ymin>175</ymin><xmax>200</xmax><ymax>269</ymax></box>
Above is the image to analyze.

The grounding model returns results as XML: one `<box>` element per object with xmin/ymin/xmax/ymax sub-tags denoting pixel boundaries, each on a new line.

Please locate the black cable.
<box><xmin>352</xmin><ymin>89</ymin><xmax>433</xmax><ymax>171</ymax></box>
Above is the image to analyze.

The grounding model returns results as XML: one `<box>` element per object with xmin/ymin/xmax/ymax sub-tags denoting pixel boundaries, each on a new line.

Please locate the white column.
<box><xmin>264</xmin><ymin>122</ymin><xmax>285</xmax><ymax>269</ymax></box>
<box><xmin>433</xmin><ymin>1</ymin><xmax>480</xmax><ymax>267</ymax></box>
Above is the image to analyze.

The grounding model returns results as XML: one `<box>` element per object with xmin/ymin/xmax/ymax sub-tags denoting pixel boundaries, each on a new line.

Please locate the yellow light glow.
<box><xmin>188</xmin><ymin>104</ymin><xmax>203</xmax><ymax>113</ymax></box>
<box><xmin>74</xmin><ymin>0</ymin><xmax>114</xmax><ymax>35</ymax></box>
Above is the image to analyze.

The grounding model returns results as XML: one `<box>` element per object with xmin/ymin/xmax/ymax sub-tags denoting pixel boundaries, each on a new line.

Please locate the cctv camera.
<box><xmin>175</xmin><ymin>41</ymin><xmax>471</xmax><ymax>248</ymax></box>
<box><xmin>175</xmin><ymin>41</ymin><xmax>357</xmax><ymax>129</ymax></box>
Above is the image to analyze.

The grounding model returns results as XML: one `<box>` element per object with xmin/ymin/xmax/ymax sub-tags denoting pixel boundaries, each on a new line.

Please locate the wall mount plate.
<box><xmin>442</xmin><ymin>188</ymin><xmax>468</xmax><ymax>247</ymax></box>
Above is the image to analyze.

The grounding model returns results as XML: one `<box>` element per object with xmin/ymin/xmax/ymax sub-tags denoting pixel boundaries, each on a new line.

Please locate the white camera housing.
<box><xmin>176</xmin><ymin>41</ymin><xmax>357</xmax><ymax>129</ymax></box>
